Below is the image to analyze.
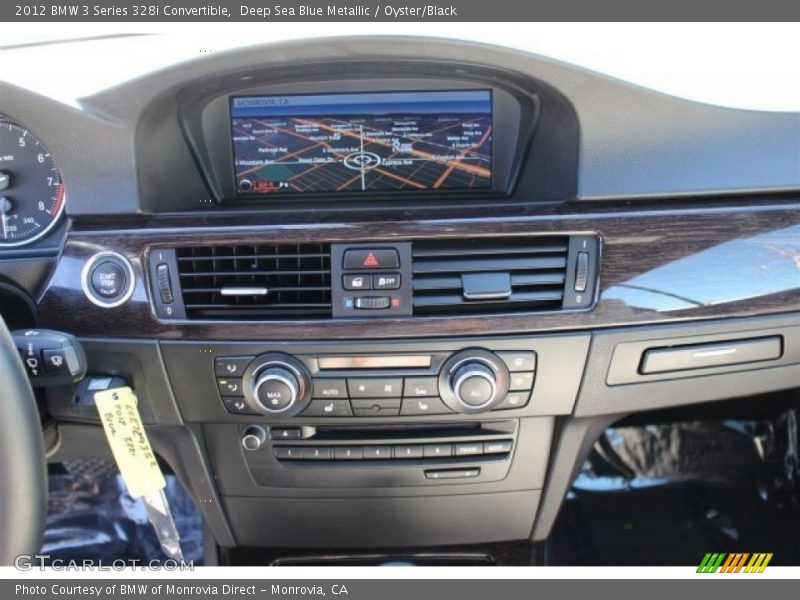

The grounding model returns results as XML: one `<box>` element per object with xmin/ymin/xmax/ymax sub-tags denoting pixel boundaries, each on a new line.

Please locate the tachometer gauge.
<box><xmin>0</xmin><ymin>121</ymin><xmax>65</xmax><ymax>247</ymax></box>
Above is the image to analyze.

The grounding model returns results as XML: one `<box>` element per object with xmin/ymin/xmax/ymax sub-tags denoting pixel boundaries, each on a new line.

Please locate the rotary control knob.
<box><xmin>452</xmin><ymin>363</ymin><xmax>497</xmax><ymax>408</ymax></box>
<box><xmin>438</xmin><ymin>349</ymin><xmax>510</xmax><ymax>414</ymax></box>
<box><xmin>241</xmin><ymin>425</ymin><xmax>267</xmax><ymax>451</ymax></box>
<box><xmin>242</xmin><ymin>353</ymin><xmax>311</xmax><ymax>417</ymax></box>
<box><xmin>254</xmin><ymin>368</ymin><xmax>299</xmax><ymax>412</ymax></box>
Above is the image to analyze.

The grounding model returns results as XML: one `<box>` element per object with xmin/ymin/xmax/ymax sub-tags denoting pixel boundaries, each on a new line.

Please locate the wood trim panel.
<box><xmin>37</xmin><ymin>199</ymin><xmax>800</xmax><ymax>340</ymax></box>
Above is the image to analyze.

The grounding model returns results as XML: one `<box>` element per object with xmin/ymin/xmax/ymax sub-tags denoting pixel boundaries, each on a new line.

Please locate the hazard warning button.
<box><xmin>343</xmin><ymin>248</ymin><xmax>400</xmax><ymax>270</ymax></box>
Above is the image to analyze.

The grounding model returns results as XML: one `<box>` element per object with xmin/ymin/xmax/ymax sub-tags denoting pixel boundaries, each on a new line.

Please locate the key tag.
<box><xmin>94</xmin><ymin>386</ymin><xmax>184</xmax><ymax>560</ymax></box>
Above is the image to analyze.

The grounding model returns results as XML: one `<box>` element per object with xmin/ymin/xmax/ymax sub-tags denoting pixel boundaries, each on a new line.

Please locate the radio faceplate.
<box><xmin>238</xmin><ymin>420</ymin><xmax>521</xmax><ymax>488</ymax></box>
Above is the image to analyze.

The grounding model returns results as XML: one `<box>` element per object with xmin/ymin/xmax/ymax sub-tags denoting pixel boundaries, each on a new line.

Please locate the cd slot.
<box><xmin>308</xmin><ymin>421</ymin><xmax>513</xmax><ymax>442</ymax></box>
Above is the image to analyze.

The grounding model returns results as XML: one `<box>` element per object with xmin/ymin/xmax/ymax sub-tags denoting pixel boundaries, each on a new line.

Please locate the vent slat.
<box><xmin>182</xmin><ymin>303</ymin><xmax>332</xmax><ymax>309</ymax></box>
<box><xmin>177</xmin><ymin>253</ymin><xmax>330</xmax><ymax>261</ymax></box>
<box><xmin>179</xmin><ymin>270</ymin><xmax>330</xmax><ymax>277</ymax></box>
<box><xmin>412</xmin><ymin>243</ymin><xmax>568</xmax><ymax>258</ymax></box>
<box><xmin>175</xmin><ymin>243</ymin><xmax>332</xmax><ymax>320</ymax></box>
<box><xmin>413</xmin><ymin>290</ymin><xmax>564</xmax><ymax>308</ymax></box>
<box><xmin>412</xmin><ymin>272</ymin><xmax>566</xmax><ymax>292</ymax></box>
<box><xmin>413</xmin><ymin>256</ymin><xmax>567</xmax><ymax>274</ymax></box>
<box><xmin>412</xmin><ymin>236</ymin><xmax>569</xmax><ymax>316</ymax></box>
<box><xmin>512</xmin><ymin>272</ymin><xmax>566</xmax><ymax>286</ymax></box>
<box><xmin>181</xmin><ymin>287</ymin><xmax>332</xmax><ymax>293</ymax></box>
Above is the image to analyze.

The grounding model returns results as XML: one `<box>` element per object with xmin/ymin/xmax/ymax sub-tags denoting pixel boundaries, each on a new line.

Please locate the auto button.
<box><xmin>312</xmin><ymin>379</ymin><xmax>348</xmax><ymax>399</ymax></box>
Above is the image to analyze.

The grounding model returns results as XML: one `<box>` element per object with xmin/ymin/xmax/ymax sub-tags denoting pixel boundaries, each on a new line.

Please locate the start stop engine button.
<box><xmin>91</xmin><ymin>261</ymin><xmax>127</xmax><ymax>298</ymax></box>
<box><xmin>81</xmin><ymin>252</ymin><xmax>135</xmax><ymax>308</ymax></box>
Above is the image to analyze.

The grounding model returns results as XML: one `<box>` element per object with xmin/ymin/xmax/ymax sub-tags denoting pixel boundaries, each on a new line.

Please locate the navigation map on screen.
<box><xmin>230</xmin><ymin>90</ymin><xmax>492</xmax><ymax>195</ymax></box>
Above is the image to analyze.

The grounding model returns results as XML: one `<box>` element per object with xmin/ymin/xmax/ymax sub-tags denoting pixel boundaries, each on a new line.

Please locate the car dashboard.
<box><xmin>0</xmin><ymin>35</ymin><xmax>799</xmax><ymax>558</ymax></box>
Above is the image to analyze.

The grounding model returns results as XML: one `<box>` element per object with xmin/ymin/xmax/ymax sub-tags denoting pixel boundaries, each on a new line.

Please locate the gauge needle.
<box><xmin>0</xmin><ymin>171</ymin><xmax>9</xmax><ymax>192</ymax></box>
<box><xmin>0</xmin><ymin>196</ymin><xmax>10</xmax><ymax>239</ymax></box>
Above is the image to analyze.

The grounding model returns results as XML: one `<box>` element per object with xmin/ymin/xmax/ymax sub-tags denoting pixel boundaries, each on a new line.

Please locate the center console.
<box><xmin>157</xmin><ymin>332</ymin><xmax>589</xmax><ymax>547</ymax></box>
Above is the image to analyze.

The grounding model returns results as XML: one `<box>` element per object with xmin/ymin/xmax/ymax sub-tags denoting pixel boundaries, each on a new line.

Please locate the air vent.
<box><xmin>175</xmin><ymin>244</ymin><xmax>332</xmax><ymax>319</ymax></box>
<box><xmin>412</xmin><ymin>236</ymin><xmax>570</xmax><ymax>315</ymax></box>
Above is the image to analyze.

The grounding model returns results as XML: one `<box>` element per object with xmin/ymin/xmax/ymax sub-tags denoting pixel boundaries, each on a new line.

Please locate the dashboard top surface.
<box><xmin>0</xmin><ymin>35</ymin><xmax>797</xmax><ymax>224</ymax></box>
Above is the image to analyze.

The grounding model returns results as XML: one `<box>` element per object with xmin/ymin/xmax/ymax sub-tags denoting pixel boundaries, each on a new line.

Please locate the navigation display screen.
<box><xmin>230</xmin><ymin>90</ymin><xmax>492</xmax><ymax>195</ymax></box>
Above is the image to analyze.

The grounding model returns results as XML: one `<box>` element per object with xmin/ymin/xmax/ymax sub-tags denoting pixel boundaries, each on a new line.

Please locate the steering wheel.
<box><xmin>0</xmin><ymin>315</ymin><xmax>46</xmax><ymax>565</ymax></box>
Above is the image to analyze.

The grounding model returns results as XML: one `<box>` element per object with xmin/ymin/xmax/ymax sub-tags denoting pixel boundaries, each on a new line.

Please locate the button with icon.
<box><xmin>301</xmin><ymin>399</ymin><xmax>354</xmax><ymax>417</ymax></box>
<box><xmin>400</xmin><ymin>396</ymin><xmax>451</xmax><ymax>416</ymax></box>
<box><xmin>43</xmin><ymin>349</ymin><xmax>70</xmax><ymax>375</ymax></box>
<box><xmin>216</xmin><ymin>377</ymin><xmax>243</xmax><ymax>397</ymax></box>
<box><xmin>343</xmin><ymin>274</ymin><xmax>371</xmax><ymax>291</ymax></box>
<box><xmin>348</xmin><ymin>378</ymin><xmax>403</xmax><ymax>398</ymax></box>
<box><xmin>222</xmin><ymin>397</ymin><xmax>258</xmax><ymax>415</ymax></box>
<box><xmin>373</xmin><ymin>273</ymin><xmax>401</xmax><ymax>290</ymax></box>
<box><xmin>343</xmin><ymin>248</ymin><xmax>400</xmax><ymax>270</ymax></box>
<box><xmin>214</xmin><ymin>356</ymin><xmax>254</xmax><ymax>377</ymax></box>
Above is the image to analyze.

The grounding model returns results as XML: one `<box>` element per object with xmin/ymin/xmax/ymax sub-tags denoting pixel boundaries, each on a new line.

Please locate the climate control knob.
<box><xmin>438</xmin><ymin>349</ymin><xmax>510</xmax><ymax>414</ymax></box>
<box><xmin>242</xmin><ymin>353</ymin><xmax>311</xmax><ymax>417</ymax></box>
<box><xmin>254</xmin><ymin>368</ymin><xmax>299</xmax><ymax>412</ymax></box>
<box><xmin>452</xmin><ymin>363</ymin><xmax>497</xmax><ymax>408</ymax></box>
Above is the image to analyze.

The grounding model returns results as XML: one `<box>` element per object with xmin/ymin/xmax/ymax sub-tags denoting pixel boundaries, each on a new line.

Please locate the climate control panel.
<box><xmin>214</xmin><ymin>348</ymin><xmax>536</xmax><ymax>418</ymax></box>
<box><xmin>162</xmin><ymin>333</ymin><xmax>590</xmax><ymax>424</ymax></box>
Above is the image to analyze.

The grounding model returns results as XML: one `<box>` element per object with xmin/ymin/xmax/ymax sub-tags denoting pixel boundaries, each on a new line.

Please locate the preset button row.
<box><xmin>274</xmin><ymin>439</ymin><xmax>513</xmax><ymax>461</ymax></box>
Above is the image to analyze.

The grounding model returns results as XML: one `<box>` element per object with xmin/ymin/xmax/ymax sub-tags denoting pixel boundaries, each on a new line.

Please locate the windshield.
<box><xmin>2</xmin><ymin>23</ymin><xmax>799</xmax><ymax>111</ymax></box>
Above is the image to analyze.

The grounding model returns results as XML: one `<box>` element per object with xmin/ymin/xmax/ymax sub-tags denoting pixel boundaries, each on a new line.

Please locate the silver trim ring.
<box><xmin>253</xmin><ymin>370</ymin><xmax>299</xmax><ymax>414</ymax></box>
<box><xmin>453</xmin><ymin>365</ymin><xmax>498</xmax><ymax>410</ymax></box>
<box><xmin>80</xmin><ymin>251</ymin><xmax>136</xmax><ymax>309</ymax></box>
<box><xmin>241</xmin><ymin>426</ymin><xmax>266</xmax><ymax>451</ymax></box>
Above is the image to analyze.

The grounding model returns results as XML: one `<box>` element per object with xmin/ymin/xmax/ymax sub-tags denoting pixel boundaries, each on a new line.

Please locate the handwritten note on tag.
<box><xmin>94</xmin><ymin>386</ymin><xmax>166</xmax><ymax>499</ymax></box>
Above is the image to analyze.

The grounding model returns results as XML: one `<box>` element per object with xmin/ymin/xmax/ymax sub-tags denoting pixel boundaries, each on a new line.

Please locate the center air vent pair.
<box><xmin>147</xmin><ymin>235</ymin><xmax>599</xmax><ymax>320</ymax></box>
